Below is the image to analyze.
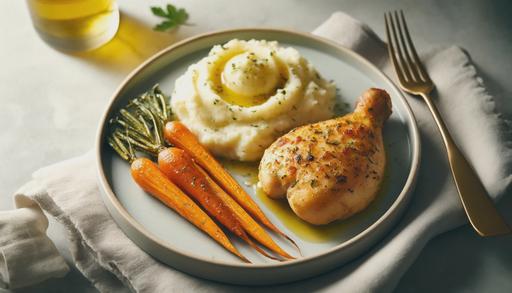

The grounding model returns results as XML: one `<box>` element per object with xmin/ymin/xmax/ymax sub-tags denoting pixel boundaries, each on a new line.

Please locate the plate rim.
<box><xmin>95</xmin><ymin>27</ymin><xmax>421</xmax><ymax>270</ymax></box>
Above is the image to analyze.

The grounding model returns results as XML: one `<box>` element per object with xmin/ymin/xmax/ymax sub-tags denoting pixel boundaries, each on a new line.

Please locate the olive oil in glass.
<box><xmin>26</xmin><ymin>0</ymin><xmax>119</xmax><ymax>51</ymax></box>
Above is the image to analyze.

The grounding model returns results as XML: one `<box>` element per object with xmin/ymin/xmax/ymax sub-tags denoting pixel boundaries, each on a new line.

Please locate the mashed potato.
<box><xmin>171</xmin><ymin>39</ymin><xmax>336</xmax><ymax>161</ymax></box>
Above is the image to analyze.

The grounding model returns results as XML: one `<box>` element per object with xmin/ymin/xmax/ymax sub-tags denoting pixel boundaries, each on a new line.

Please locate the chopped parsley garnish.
<box><xmin>151</xmin><ymin>4</ymin><xmax>189</xmax><ymax>32</ymax></box>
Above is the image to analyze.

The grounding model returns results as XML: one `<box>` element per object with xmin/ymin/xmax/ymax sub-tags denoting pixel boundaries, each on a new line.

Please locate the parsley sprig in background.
<box><xmin>151</xmin><ymin>4</ymin><xmax>189</xmax><ymax>32</ymax></box>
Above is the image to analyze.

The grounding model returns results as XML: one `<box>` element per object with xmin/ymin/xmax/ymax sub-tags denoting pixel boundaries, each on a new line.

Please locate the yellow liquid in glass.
<box><xmin>27</xmin><ymin>0</ymin><xmax>119</xmax><ymax>51</ymax></box>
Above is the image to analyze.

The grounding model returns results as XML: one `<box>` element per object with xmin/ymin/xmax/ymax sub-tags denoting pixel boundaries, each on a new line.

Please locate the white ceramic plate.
<box><xmin>96</xmin><ymin>28</ymin><xmax>420</xmax><ymax>285</ymax></box>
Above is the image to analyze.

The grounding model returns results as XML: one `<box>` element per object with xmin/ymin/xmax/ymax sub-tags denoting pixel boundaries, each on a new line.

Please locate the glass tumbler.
<box><xmin>26</xmin><ymin>0</ymin><xmax>119</xmax><ymax>52</ymax></box>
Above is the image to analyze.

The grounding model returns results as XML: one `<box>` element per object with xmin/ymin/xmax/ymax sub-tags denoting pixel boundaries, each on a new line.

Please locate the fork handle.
<box><xmin>420</xmin><ymin>93</ymin><xmax>511</xmax><ymax>236</ymax></box>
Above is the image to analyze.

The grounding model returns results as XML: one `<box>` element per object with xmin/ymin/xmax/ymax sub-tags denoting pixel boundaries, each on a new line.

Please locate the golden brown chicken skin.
<box><xmin>258</xmin><ymin>88</ymin><xmax>392</xmax><ymax>225</ymax></box>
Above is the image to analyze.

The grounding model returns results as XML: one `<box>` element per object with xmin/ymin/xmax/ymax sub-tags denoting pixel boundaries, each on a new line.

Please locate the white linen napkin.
<box><xmin>1</xmin><ymin>11</ymin><xmax>511</xmax><ymax>292</ymax></box>
<box><xmin>0</xmin><ymin>205</ymin><xmax>68</xmax><ymax>289</ymax></box>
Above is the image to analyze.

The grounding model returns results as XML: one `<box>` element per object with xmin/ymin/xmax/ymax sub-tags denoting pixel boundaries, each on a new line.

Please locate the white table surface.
<box><xmin>1</xmin><ymin>0</ymin><xmax>512</xmax><ymax>292</ymax></box>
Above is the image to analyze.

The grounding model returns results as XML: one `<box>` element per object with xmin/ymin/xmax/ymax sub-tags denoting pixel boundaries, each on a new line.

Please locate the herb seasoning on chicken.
<box><xmin>258</xmin><ymin>88</ymin><xmax>392</xmax><ymax>225</ymax></box>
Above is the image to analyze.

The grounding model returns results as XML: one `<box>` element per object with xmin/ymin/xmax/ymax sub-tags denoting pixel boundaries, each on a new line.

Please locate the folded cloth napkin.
<box><xmin>1</xmin><ymin>11</ymin><xmax>511</xmax><ymax>292</ymax></box>
<box><xmin>0</xmin><ymin>205</ymin><xmax>68</xmax><ymax>289</ymax></box>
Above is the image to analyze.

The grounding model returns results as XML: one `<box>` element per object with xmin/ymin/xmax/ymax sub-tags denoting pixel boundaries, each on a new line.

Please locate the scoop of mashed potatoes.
<box><xmin>171</xmin><ymin>39</ymin><xmax>336</xmax><ymax>161</ymax></box>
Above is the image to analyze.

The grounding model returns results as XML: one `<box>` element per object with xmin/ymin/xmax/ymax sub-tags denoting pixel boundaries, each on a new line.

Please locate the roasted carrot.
<box><xmin>109</xmin><ymin>86</ymin><xmax>300</xmax><ymax>261</ymax></box>
<box><xmin>158</xmin><ymin>148</ymin><xmax>281</xmax><ymax>261</ymax></box>
<box><xmin>164</xmin><ymin>121</ymin><xmax>300</xmax><ymax>252</ymax></box>
<box><xmin>195</xmin><ymin>164</ymin><xmax>294</xmax><ymax>259</ymax></box>
<box><xmin>129</xmin><ymin>157</ymin><xmax>249</xmax><ymax>263</ymax></box>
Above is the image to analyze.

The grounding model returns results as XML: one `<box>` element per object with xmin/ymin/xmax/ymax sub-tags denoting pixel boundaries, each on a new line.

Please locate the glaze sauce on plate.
<box><xmin>223</xmin><ymin>160</ymin><xmax>390</xmax><ymax>243</ymax></box>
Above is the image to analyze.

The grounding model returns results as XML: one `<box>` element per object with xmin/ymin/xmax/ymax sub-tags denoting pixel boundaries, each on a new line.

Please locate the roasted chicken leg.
<box><xmin>258</xmin><ymin>88</ymin><xmax>392</xmax><ymax>225</ymax></box>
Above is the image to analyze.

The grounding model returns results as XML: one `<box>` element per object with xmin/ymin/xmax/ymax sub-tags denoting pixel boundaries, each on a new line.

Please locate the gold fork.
<box><xmin>385</xmin><ymin>11</ymin><xmax>511</xmax><ymax>236</ymax></box>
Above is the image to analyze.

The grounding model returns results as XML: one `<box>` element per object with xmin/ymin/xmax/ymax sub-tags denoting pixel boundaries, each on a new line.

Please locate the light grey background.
<box><xmin>1</xmin><ymin>0</ymin><xmax>511</xmax><ymax>292</ymax></box>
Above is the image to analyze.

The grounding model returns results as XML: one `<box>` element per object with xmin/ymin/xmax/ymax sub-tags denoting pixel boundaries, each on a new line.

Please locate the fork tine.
<box><xmin>385</xmin><ymin>13</ymin><xmax>406</xmax><ymax>84</ymax></box>
<box><xmin>399</xmin><ymin>10</ymin><xmax>431</xmax><ymax>82</ymax></box>
<box><xmin>394</xmin><ymin>11</ymin><xmax>421</xmax><ymax>82</ymax></box>
<box><xmin>387</xmin><ymin>12</ymin><xmax>413</xmax><ymax>82</ymax></box>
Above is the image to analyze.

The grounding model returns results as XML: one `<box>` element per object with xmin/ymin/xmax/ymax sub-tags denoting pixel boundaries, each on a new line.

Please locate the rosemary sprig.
<box><xmin>108</xmin><ymin>84</ymin><xmax>173</xmax><ymax>161</ymax></box>
<box><xmin>108</xmin><ymin>134</ymin><xmax>133</xmax><ymax>163</ymax></box>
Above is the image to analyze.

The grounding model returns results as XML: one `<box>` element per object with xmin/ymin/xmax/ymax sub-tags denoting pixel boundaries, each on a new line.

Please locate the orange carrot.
<box><xmin>130</xmin><ymin>157</ymin><xmax>249</xmax><ymax>263</ymax></box>
<box><xmin>158</xmin><ymin>148</ymin><xmax>281</xmax><ymax>261</ymax></box>
<box><xmin>196</xmin><ymin>164</ymin><xmax>294</xmax><ymax>259</ymax></box>
<box><xmin>164</xmin><ymin>121</ymin><xmax>300</xmax><ymax>252</ymax></box>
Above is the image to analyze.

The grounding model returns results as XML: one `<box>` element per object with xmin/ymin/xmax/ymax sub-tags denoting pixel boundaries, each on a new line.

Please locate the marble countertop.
<box><xmin>1</xmin><ymin>0</ymin><xmax>511</xmax><ymax>292</ymax></box>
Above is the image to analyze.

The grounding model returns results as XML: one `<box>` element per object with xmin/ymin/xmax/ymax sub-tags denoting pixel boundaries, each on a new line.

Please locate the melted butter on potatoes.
<box><xmin>222</xmin><ymin>52</ymin><xmax>280</xmax><ymax>99</ymax></box>
<box><xmin>171</xmin><ymin>39</ymin><xmax>336</xmax><ymax>161</ymax></box>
